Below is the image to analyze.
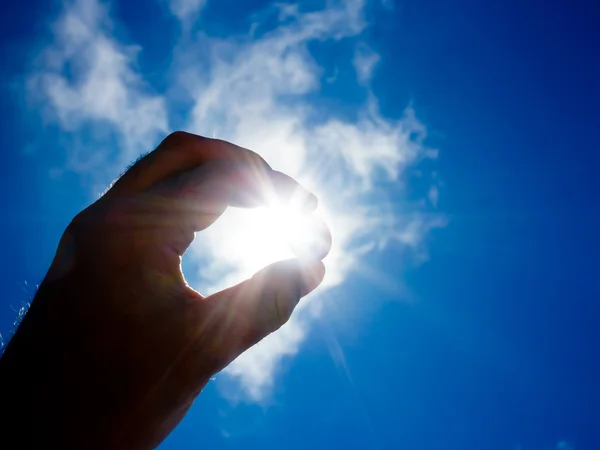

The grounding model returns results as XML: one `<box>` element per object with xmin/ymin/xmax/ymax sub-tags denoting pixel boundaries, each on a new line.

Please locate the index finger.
<box><xmin>106</xmin><ymin>131</ymin><xmax>273</xmax><ymax>199</ymax></box>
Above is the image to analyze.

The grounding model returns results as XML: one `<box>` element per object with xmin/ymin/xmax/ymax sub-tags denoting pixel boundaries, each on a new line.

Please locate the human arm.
<box><xmin>0</xmin><ymin>132</ymin><xmax>329</xmax><ymax>449</ymax></box>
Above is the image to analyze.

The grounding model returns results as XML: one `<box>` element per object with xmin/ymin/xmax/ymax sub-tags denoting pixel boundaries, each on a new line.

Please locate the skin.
<box><xmin>0</xmin><ymin>132</ymin><xmax>331</xmax><ymax>449</ymax></box>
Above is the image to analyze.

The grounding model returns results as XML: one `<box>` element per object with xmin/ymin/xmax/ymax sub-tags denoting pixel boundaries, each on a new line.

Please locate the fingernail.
<box><xmin>270</xmin><ymin>171</ymin><xmax>318</xmax><ymax>212</ymax></box>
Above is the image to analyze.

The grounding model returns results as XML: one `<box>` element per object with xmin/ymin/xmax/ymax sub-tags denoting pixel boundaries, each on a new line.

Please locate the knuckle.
<box><xmin>69</xmin><ymin>199</ymin><xmax>133</xmax><ymax>237</ymax></box>
<box><xmin>162</xmin><ymin>130</ymin><xmax>207</xmax><ymax>148</ymax></box>
<box><xmin>209</xmin><ymin>139</ymin><xmax>267</xmax><ymax>167</ymax></box>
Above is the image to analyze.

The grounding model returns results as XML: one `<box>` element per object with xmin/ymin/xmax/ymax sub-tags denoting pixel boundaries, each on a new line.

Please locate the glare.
<box><xmin>239</xmin><ymin>205</ymin><xmax>315</xmax><ymax>259</ymax></box>
<box><xmin>195</xmin><ymin>203</ymin><xmax>330</xmax><ymax>289</ymax></box>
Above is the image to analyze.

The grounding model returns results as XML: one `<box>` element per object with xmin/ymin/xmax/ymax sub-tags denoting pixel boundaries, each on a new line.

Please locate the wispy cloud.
<box><xmin>28</xmin><ymin>0</ymin><xmax>168</xmax><ymax>178</ymax></box>
<box><xmin>26</xmin><ymin>0</ymin><xmax>443</xmax><ymax>401</ymax></box>
<box><xmin>354</xmin><ymin>42</ymin><xmax>381</xmax><ymax>85</ymax></box>
<box><xmin>167</xmin><ymin>0</ymin><xmax>207</xmax><ymax>25</ymax></box>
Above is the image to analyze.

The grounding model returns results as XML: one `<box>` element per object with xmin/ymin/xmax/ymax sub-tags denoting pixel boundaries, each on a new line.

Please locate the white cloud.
<box><xmin>222</xmin><ymin>319</ymin><xmax>306</xmax><ymax>400</ymax></box>
<box><xmin>28</xmin><ymin>0</ymin><xmax>168</xmax><ymax>173</ymax></box>
<box><xmin>353</xmin><ymin>42</ymin><xmax>381</xmax><ymax>84</ymax></box>
<box><xmin>176</xmin><ymin>0</ymin><xmax>442</xmax><ymax>399</ymax></box>
<box><xmin>27</xmin><ymin>0</ymin><xmax>443</xmax><ymax>401</ymax></box>
<box><xmin>167</xmin><ymin>0</ymin><xmax>207</xmax><ymax>24</ymax></box>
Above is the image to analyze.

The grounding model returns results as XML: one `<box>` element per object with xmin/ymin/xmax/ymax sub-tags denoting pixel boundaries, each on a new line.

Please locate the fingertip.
<box><xmin>304</xmin><ymin>193</ymin><xmax>319</xmax><ymax>213</ymax></box>
<box><xmin>270</xmin><ymin>171</ymin><xmax>318</xmax><ymax>212</ymax></box>
<box><xmin>289</xmin><ymin>215</ymin><xmax>332</xmax><ymax>262</ymax></box>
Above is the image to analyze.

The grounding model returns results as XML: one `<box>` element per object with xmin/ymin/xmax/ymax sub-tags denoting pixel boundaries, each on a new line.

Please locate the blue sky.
<box><xmin>1</xmin><ymin>0</ymin><xmax>599</xmax><ymax>449</ymax></box>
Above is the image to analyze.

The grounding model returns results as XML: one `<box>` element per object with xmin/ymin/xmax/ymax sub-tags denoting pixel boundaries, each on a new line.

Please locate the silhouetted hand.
<box><xmin>0</xmin><ymin>132</ymin><xmax>330</xmax><ymax>449</ymax></box>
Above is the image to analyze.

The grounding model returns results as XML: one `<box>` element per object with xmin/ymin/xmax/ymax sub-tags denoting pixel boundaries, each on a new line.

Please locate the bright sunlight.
<box><xmin>192</xmin><ymin>203</ymin><xmax>332</xmax><ymax>292</ymax></box>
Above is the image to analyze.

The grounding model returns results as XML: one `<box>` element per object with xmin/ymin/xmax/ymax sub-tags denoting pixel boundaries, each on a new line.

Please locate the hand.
<box><xmin>0</xmin><ymin>132</ymin><xmax>330</xmax><ymax>449</ymax></box>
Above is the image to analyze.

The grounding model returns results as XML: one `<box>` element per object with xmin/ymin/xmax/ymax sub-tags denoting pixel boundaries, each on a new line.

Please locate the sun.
<box><xmin>198</xmin><ymin>203</ymin><xmax>332</xmax><ymax>283</ymax></box>
<box><xmin>242</xmin><ymin>203</ymin><xmax>330</xmax><ymax>257</ymax></box>
<box><xmin>239</xmin><ymin>206</ymin><xmax>303</xmax><ymax>261</ymax></box>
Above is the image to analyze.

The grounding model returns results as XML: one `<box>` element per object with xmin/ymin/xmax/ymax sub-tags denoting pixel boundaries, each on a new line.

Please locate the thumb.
<box><xmin>201</xmin><ymin>259</ymin><xmax>326</xmax><ymax>371</ymax></box>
